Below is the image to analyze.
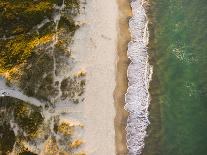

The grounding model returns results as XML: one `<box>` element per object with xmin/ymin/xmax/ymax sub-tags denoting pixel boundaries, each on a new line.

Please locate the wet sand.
<box><xmin>114</xmin><ymin>0</ymin><xmax>131</xmax><ymax>154</ymax></box>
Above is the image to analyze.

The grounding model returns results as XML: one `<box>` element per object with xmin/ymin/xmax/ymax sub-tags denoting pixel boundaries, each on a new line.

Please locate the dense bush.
<box><xmin>0</xmin><ymin>0</ymin><xmax>79</xmax><ymax>73</ymax></box>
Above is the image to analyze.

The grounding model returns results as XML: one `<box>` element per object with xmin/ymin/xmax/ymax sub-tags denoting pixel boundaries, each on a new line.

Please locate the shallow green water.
<box><xmin>144</xmin><ymin>0</ymin><xmax>207</xmax><ymax>155</ymax></box>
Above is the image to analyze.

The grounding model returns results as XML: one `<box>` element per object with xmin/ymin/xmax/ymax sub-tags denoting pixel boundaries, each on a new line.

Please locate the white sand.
<box><xmin>72</xmin><ymin>0</ymin><xmax>118</xmax><ymax>154</ymax></box>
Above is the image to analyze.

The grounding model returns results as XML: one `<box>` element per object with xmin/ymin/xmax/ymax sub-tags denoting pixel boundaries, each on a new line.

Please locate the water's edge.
<box><xmin>114</xmin><ymin>0</ymin><xmax>131</xmax><ymax>154</ymax></box>
<box><xmin>125</xmin><ymin>0</ymin><xmax>153</xmax><ymax>154</ymax></box>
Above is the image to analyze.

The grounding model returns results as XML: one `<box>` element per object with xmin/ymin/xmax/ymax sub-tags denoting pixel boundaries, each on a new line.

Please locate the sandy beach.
<box><xmin>72</xmin><ymin>0</ymin><xmax>119</xmax><ymax>154</ymax></box>
<box><xmin>72</xmin><ymin>0</ymin><xmax>151</xmax><ymax>154</ymax></box>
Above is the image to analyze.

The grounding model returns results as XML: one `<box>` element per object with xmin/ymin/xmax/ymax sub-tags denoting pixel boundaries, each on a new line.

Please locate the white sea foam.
<box><xmin>125</xmin><ymin>0</ymin><xmax>153</xmax><ymax>154</ymax></box>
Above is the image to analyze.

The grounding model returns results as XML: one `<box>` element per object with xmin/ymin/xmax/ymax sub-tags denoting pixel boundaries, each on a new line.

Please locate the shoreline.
<box><xmin>114</xmin><ymin>0</ymin><xmax>131</xmax><ymax>154</ymax></box>
<box><xmin>124</xmin><ymin>0</ymin><xmax>153</xmax><ymax>154</ymax></box>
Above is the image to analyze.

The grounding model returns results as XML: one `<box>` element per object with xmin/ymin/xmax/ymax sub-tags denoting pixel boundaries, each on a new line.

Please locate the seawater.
<box><xmin>125</xmin><ymin>0</ymin><xmax>152</xmax><ymax>154</ymax></box>
<box><xmin>143</xmin><ymin>0</ymin><xmax>207</xmax><ymax>155</ymax></box>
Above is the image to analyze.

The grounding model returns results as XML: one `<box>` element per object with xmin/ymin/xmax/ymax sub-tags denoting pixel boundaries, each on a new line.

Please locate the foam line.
<box><xmin>125</xmin><ymin>0</ymin><xmax>153</xmax><ymax>154</ymax></box>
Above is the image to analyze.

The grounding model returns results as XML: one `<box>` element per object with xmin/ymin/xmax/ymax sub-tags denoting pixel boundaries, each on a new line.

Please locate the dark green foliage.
<box><xmin>58</xmin><ymin>16</ymin><xmax>79</xmax><ymax>33</ymax></box>
<box><xmin>0</xmin><ymin>97</ymin><xmax>43</xmax><ymax>154</ymax></box>
<box><xmin>0</xmin><ymin>0</ymin><xmax>80</xmax><ymax>72</ymax></box>
<box><xmin>0</xmin><ymin>33</ymin><xmax>40</xmax><ymax>70</ymax></box>
<box><xmin>18</xmin><ymin>52</ymin><xmax>55</xmax><ymax>101</ymax></box>
<box><xmin>0</xmin><ymin>123</ymin><xmax>16</xmax><ymax>154</ymax></box>
<box><xmin>0</xmin><ymin>97</ymin><xmax>43</xmax><ymax>136</ymax></box>
<box><xmin>0</xmin><ymin>1</ymin><xmax>54</xmax><ymax>37</ymax></box>
<box><xmin>60</xmin><ymin>77</ymin><xmax>85</xmax><ymax>101</ymax></box>
<box><xmin>13</xmin><ymin>103</ymin><xmax>43</xmax><ymax>135</ymax></box>
<box><xmin>65</xmin><ymin>0</ymin><xmax>80</xmax><ymax>10</ymax></box>
<box><xmin>20</xmin><ymin>151</ymin><xmax>37</xmax><ymax>155</ymax></box>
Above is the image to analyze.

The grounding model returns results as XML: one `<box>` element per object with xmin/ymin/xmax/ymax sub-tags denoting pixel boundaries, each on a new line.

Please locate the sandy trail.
<box><xmin>0</xmin><ymin>79</ymin><xmax>42</xmax><ymax>106</ymax></box>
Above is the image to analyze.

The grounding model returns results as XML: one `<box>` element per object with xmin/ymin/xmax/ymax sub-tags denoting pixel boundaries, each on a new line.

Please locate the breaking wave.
<box><xmin>125</xmin><ymin>0</ymin><xmax>153</xmax><ymax>154</ymax></box>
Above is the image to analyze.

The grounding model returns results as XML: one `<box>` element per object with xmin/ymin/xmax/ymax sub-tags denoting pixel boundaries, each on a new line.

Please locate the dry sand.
<box><xmin>72</xmin><ymin>0</ymin><xmax>119</xmax><ymax>154</ymax></box>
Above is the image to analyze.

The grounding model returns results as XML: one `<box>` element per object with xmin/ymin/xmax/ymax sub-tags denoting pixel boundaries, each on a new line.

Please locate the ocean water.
<box><xmin>143</xmin><ymin>0</ymin><xmax>207</xmax><ymax>155</ymax></box>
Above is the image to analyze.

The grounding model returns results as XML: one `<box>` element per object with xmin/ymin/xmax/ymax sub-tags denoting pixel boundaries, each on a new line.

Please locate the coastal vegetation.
<box><xmin>0</xmin><ymin>0</ymin><xmax>86</xmax><ymax>154</ymax></box>
<box><xmin>1</xmin><ymin>0</ymin><xmax>53</xmax><ymax>72</ymax></box>
<box><xmin>70</xmin><ymin>139</ymin><xmax>84</xmax><ymax>148</ymax></box>
<box><xmin>58</xmin><ymin>122</ymin><xmax>74</xmax><ymax>136</ymax></box>
<box><xmin>13</xmin><ymin>102</ymin><xmax>43</xmax><ymax>135</ymax></box>
<box><xmin>0</xmin><ymin>97</ymin><xmax>43</xmax><ymax>154</ymax></box>
<box><xmin>0</xmin><ymin>0</ymin><xmax>79</xmax><ymax>73</ymax></box>
<box><xmin>0</xmin><ymin>123</ymin><xmax>16</xmax><ymax>154</ymax></box>
<box><xmin>0</xmin><ymin>0</ymin><xmax>85</xmax><ymax>104</ymax></box>
<box><xmin>0</xmin><ymin>96</ymin><xmax>85</xmax><ymax>154</ymax></box>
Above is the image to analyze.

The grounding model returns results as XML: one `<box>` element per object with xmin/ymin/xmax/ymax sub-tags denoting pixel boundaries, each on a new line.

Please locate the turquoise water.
<box><xmin>143</xmin><ymin>0</ymin><xmax>207</xmax><ymax>155</ymax></box>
